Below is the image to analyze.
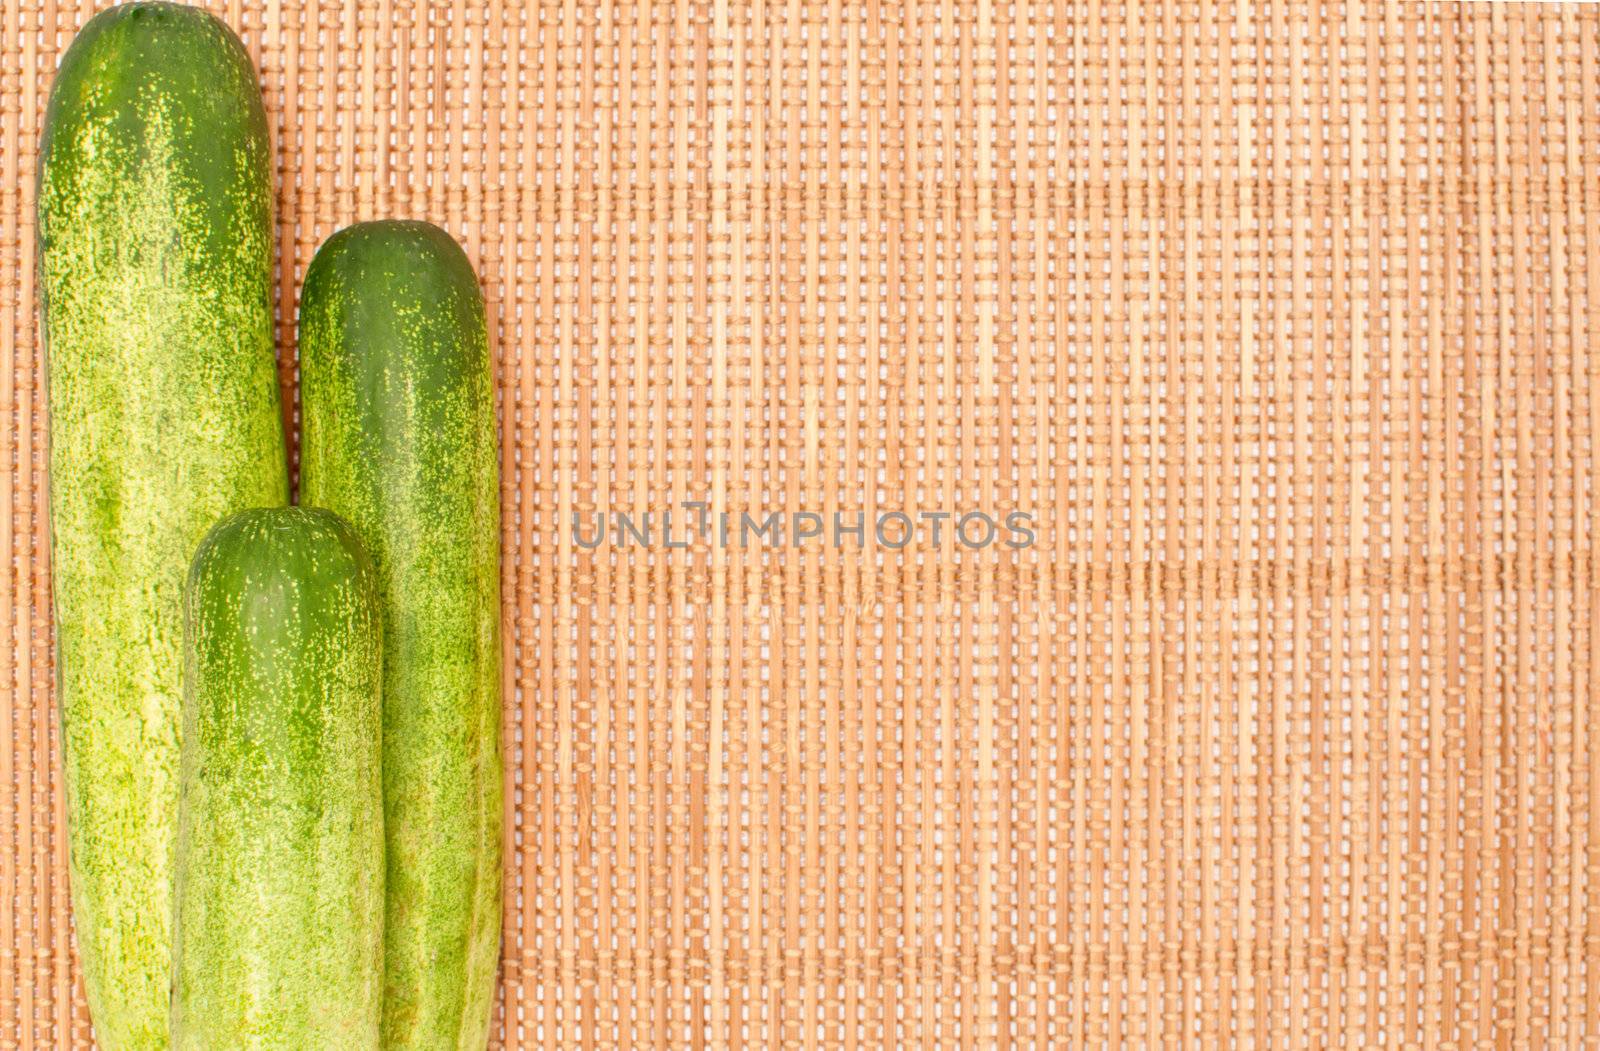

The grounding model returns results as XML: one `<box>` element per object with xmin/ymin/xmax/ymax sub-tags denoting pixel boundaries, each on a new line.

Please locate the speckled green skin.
<box><xmin>299</xmin><ymin>221</ymin><xmax>503</xmax><ymax>1051</ymax></box>
<box><xmin>38</xmin><ymin>6</ymin><xmax>287</xmax><ymax>1048</ymax></box>
<box><xmin>172</xmin><ymin>508</ymin><xmax>383</xmax><ymax>1051</ymax></box>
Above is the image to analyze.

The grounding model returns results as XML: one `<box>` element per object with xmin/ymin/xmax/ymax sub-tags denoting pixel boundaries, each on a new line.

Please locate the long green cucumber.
<box><xmin>299</xmin><ymin>220</ymin><xmax>503</xmax><ymax>1050</ymax></box>
<box><xmin>172</xmin><ymin>507</ymin><xmax>383</xmax><ymax>1050</ymax></box>
<box><xmin>38</xmin><ymin>6</ymin><xmax>287</xmax><ymax>1046</ymax></box>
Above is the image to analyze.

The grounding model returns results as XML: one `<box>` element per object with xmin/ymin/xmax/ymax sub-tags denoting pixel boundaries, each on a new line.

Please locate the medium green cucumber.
<box><xmin>299</xmin><ymin>221</ymin><xmax>502</xmax><ymax>1050</ymax></box>
<box><xmin>172</xmin><ymin>507</ymin><xmax>383</xmax><ymax>1050</ymax></box>
<box><xmin>38</xmin><ymin>5</ymin><xmax>287</xmax><ymax>1046</ymax></box>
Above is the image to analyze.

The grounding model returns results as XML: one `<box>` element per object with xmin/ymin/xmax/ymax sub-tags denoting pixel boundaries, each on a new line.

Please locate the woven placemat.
<box><xmin>6</xmin><ymin>1</ymin><xmax>1600</xmax><ymax>1046</ymax></box>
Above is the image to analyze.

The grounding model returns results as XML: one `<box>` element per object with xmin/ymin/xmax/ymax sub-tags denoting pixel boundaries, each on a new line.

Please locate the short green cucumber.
<box><xmin>38</xmin><ymin>5</ymin><xmax>287</xmax><ymax>1046</ymax></box>
<box><xmin>172</xmin><ymin>507</ymin><xmax>384</xmax><ymax>1050</ymax></box>
<box><xmin>299</xmin><ymin>220</ymin><xmax>502</xmax><ymax>1051</ymax></box>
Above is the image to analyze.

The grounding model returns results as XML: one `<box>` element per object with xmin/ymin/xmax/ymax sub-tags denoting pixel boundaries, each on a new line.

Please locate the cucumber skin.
<box><xmin>38</xmin><ymin>6</ymin><xmax>287</xmax><ymax>1047</ymax></box>
<box><xmin>299</xmin><ymin>221</ymin><xmax>503</xmax><ymax>1050</ymax></box>
<box><xmin>172</xmin><ymin>507</ymin><xmax>384</xmax><ymax>1051</ymax></box>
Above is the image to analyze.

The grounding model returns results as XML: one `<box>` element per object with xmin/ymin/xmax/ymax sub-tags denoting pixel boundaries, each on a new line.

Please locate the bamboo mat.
<box><xmin>5</xmin><ymin>0</ymin><xmax>1600</xmax><ymax>1046</ymax></box>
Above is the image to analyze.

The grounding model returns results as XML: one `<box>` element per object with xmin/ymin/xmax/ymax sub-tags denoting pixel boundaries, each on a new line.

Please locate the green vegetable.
<box><xmin>172</xmin><ymin>507</ymin><xmax>384</xmax><ymax>1051</ymax></box>
<box><xmin>299</xmin><ymin>220</ymin><xmax>503</xmax><ymax>1050</ymax></box>
<box><xmin>38</xmin><ymin>5</ymin><xmax>287</xmax><ymax>1046</ymax></box>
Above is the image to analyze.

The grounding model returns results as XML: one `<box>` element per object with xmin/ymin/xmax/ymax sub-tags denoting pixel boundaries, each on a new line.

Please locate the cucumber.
<box><xmin>38</xmin><ymin>5</ymin><xmax>287</xmax><ymax>1046</ymax></box>
<box><xmin>171</xmin><ymin>507</ymin><xmax>384</xmax><ymax>1050</ymax></box>
<box><xmin>299</xmin><ymin>221</ymin><xmax>503</xmax><ymax>1050</ymax></box>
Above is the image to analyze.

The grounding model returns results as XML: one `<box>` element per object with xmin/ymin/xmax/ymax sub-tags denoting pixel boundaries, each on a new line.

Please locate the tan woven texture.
<box><xmin>6</xmin><ymin>0</ymin><xmax>1600</xmax><ymax>1046</ymax></box>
